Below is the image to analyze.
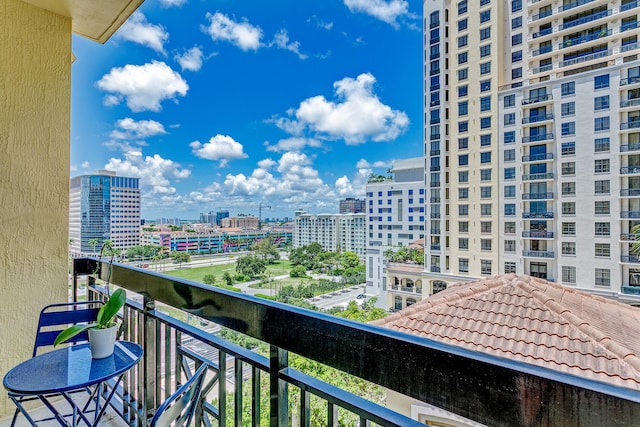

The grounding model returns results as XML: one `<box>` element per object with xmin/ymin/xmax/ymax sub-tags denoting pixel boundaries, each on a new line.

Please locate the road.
<box><xmin>308</xmin><ymin>285</ymin><xmax>366</xmax><ymax>309</ymax></box>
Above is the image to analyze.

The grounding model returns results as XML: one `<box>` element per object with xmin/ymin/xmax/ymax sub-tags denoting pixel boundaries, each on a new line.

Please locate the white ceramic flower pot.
<box><xmin>88</xmin><ymin>325</ymin><xmax>118</xmax><ymax>359</ymax></box>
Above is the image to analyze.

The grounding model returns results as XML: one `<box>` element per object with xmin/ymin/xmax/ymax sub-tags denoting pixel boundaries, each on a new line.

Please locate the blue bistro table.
<box><xmin>3</xmin><ymin>341</ymin><xmax>143</xmax><ymax>427</ymax></box>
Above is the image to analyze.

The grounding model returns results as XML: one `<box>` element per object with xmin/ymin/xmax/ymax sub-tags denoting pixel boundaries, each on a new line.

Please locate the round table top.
<box><xmin>3</xmin><ymin>341</ymin><xmax>143</xmax><ymax>395</ymax></box>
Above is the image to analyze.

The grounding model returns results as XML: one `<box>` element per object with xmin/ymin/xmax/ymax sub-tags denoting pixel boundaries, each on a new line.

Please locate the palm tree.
<box><xmin>88</xmin><ymin>238</ymin><xmax>100</xmax><ymax>255</ymax></box>
<box><xmin>632</xmin><ymin>224</ymin><xmax>640</xmax><ymax>256</ymax></box>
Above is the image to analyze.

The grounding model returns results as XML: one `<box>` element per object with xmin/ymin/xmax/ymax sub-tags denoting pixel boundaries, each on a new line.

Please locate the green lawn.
<box><xmin>165</xmin><ymin>259</ymin><xmax>291</xmax><ymax>283</ymax></box>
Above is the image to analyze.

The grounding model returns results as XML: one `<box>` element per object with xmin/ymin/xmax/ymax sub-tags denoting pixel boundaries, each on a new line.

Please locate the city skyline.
<box><xmin>70</xmin><ymin>0</ymin><xmax>422</xmax><ymax>220</ymax></box>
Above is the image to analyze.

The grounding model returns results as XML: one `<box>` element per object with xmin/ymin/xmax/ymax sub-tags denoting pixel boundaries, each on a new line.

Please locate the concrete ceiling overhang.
<box><xmin>22</xmin><ymin>0</ymin><xmax>144</xmax><ymax>43</ymax></box>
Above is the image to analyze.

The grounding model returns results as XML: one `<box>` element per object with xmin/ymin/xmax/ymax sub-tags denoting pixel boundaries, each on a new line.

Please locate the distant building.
<box><xmin>365</xmin><ymin>157</ymin><xmax>426</xmax><ymax>302</ymax></box>
<box><xmin>220</xmin><ymin>216</ymin><xmax>259</xmax><ymax>229</ymax></box>
<box><xmin>155</xmin><ymin>218</ymin><xmax>181</xmax><ymax>226</ymax></box>
<box><xmin>339</xmin><ymin>197</ymin><xmax>365</xmax><ymax>214</ymax></box>
<box><xmin>199</xmin><ymin>211</ymin><xmax>215</xmax><ymax>226</ymax></box>
<box><xmin>215</xmin><ymin>210</ymin><xmax>230</xmax><ymax>226</ymax></box>
<box><xmin>69</xmin><ymin>170</ymin><xmax>140</xmax><ymax>255</ymax></box>
<box><xmin>293</xmin><ymin>211</ymin><xmax>366</xmax><ymax>258</ymax></box>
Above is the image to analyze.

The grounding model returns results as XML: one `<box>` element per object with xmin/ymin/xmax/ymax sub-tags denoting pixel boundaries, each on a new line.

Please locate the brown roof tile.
<box><xmin>372</xmin><ymin>274</ymin><xmax>640</xmax><ymax>389</ymax></box>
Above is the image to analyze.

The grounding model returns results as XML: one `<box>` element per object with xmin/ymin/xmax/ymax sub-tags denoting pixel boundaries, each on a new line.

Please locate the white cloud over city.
<box><xmin>97</xmin><ymin>61</ymin><xmax>189</xmax><ymax>112</ymax></box>
<box><xmin>110</xmin><ymin>118</ymin><xmax>167</xmax><ymax>140</ymax></box>
<box><xmin>117</xmin><ymin>12</ymin><xmax>169</xmax><ymax>54</ymax></box>
<box><xmin>343</xmin><ymin>0</ymin><xmax>413</xmax><ymax>28</ymax></box>
<box><xmin>190</xmin><ymin>135</ymin><xmax>248</xmax><ymax>167</ymax></box>
<box><xmin>274</xmin><ymin>73</ymin><xmax>409</xmax><ymax>144</ymax></box>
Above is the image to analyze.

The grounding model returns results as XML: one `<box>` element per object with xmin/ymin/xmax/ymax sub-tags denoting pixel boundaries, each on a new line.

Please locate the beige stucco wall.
<box><xmin>0</xmin><ymin>0</ymin><xmax>71</xmax><ymax>416</ymax></box>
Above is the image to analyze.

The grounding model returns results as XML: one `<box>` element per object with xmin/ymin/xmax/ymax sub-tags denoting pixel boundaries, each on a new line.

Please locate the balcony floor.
<box><xmin>0</xmin><ymin>395</ymin><xmax>127</xmax><ymax>427</ymax></box>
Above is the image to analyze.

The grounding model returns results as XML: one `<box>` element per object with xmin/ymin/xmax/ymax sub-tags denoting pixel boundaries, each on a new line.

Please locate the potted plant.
<box><xmin>54</xmin><ymin>288</ymin><xmax>126</xmax><ymax>358</ymax></box>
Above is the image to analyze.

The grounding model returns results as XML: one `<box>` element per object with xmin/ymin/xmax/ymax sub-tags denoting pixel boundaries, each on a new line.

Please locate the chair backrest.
<box><xmin>149</xmin><ymin>364</ymin><xmax>208</xmax><ymax>427</ymax></box>
<box><xmin>33</xmin><ymin>301</ymin><xmax>104</xmax><ymax>356</ymax></box>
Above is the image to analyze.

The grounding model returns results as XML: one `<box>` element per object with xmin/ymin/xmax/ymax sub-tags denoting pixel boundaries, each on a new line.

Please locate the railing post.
<box><xmin>143</xmin><ymin>296</ymin><xmax>157</xmax><ymax>422</ymax></box>
<box><xmin>270</xmin><ymin>345</ymin><xmax>288</xmax><ymax>427</ymax></box>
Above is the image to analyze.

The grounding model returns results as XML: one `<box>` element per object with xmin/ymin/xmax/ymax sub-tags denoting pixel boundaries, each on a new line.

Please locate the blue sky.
<box><xmin>70</xmin><ymin>0</ymin><xmax>423</xmax><ymax>220</ymax></box>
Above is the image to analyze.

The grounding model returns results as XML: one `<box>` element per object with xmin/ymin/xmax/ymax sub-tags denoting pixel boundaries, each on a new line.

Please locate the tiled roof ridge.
<box><xmin>519</xmin><ymin>276</ymin><xmax>640</xmax><ymax>375</ymax></box>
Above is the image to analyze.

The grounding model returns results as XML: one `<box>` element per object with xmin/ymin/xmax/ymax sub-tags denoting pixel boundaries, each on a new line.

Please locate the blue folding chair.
<box><xmin>149</xmin><ymin>364</ymin><xmax>208</xmax><ymax>427</ymax></box>
<box><xmin>9</xmin><ymin>301</ymin><xmax>104</xmax><ymax>426</ymax></box>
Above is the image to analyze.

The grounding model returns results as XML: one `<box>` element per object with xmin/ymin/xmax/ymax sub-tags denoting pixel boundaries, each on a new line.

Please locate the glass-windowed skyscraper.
<box><xmin>69</xmin><ymin>170</ymin><xmax>140</xmax><ymax>255</ymax></box>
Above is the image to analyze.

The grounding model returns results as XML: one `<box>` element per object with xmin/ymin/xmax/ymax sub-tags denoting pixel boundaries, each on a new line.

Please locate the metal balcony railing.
<box><xmin>622</xmin><ymin>0</ymin><xmax>640</xmax><ymax>12</ymax></box>
<box><xmin>71</xmin><ymin>258</ymin><xmax>640</xmax><ymax>427</ymax></box>
<box><xmin>522</xmin><ymin>172</ymin><xmax>554</xmax><ymax>181</ymax></box>
<box><xmin>622</xmin><ymin>42</ymin><xmax>640</xmax><ymax>53</ymax></box>
<box><xmin>522</xmin><ymin>153</ymin><xmax>553</xmax><ymax>162</ymax></box>
<box><xmin>620</xmin><ymin>188</ymin><xmax>640</xmax><ymax>196</ymax></box>
<box><xmin>532</xmin><ymin>27</ymin><xmax>553</xmax><ymax>39</ymax></box>
<box><xmin>523</xmin><ymin>250</ymin><xmax>555</xmax><ymax>258</ymax></box>
<box><xmin>430</xmin><ymin>244</ymin><xmax>441</xmax><ymax>251</ymax></box>
<box><xmin>620</xmin><ymin>166</ymin><xmax>640</xmax><ymax>174</ymax></box>
<box><xmin>522</xmin><ymin>114</ymin><xmax>554</xmax><ymax>124</ymax></box>
<box><xmin>622</xmin><ymin>21</ymin><xmax>639</xmax><ymax>32</ymax></box>
<box><xmin>558</xmin><ymin>29</ymin><xmax>612</xmax><ymax>49</ymax></box>
<box><xmin>622</xmin><ymin>285</ymin><xmax>640</xmax><ymax>295</ymax></box>
<box><xmin>522</xmin><ymin>94</ymin><xmax>552</xmax><ymax>105</ymax></box>
<box><xmin>532</xmin><ymin>45</ymin><xmax>553</xmax><ymax>56</ymax></box>
<box><xmin>533</xmin><ymin>64</ymin><xmax>554</xmax><ymax>74</ymax></box>
<box><xmin>559</xmin><ymin>9</ymin><xmax>612</xmax><ymax>31</ymax></box>
<box><xmin>522</xmin><ymin>192</ymin><xmax>554</xmax><ymax>200</ymax></box>
<box><xmin>522</xmin><ymin>211</ymin><xmax>555</xmax><ymax>218</ymax></box>
<box><xmin>621</xmin><ymin>255</ymin><xmax>640</xmax><ymax>263</ymax></box>
<box><xmin>621</xmin><ymin>121</ymin><xmax>640</xmax><ymax>130</ymax></box>
<box><xmin>621</xmin><ymin>233</ymin><xmax>635</xmax><ymax>241</ymax></box>
<box><xmin>522</xmin><ymin>133</ymin><xmax>554</xmax><ymax>143</ymax></box>
<box><xmin>559</xmin><ymin>0</ymin><xmax>596</xmax><ymax>12</ymax></box>
<box><xmin>621</xmin><ymin>210</ymin><xmax>640</xmax><ymax>218</ymax></box>
<box><xmin>430</xmin><ymin>229</ymin><xmax>441</xmax><ymax>234</ymax></box>
<box><xmin>430</xmin><ymin>266</ymin><xmax>441</xmax><ymax>273</ymax></box>
<box><xmin>561</xmin><ymin>49</ymin><xmax>611</xmax><ymax>67</ymax></box>
<box><xmin>620</xmin><ymin>143</ymin><xmax>640</xmax><ymax>152</ymax></box>
<box><xmin>620</xmin><ymin>98</ymin><xmax>640</xmax><ymax>108</ymax></box>
<box><xmin>522</xmin><ymin>231</ymin><xmax>555</xmax><ymax>238</ymax></box>
<box><xmin>621</xmin><ymin>76</ymin><xmax>640</xmax><ymax>86</ymax></box>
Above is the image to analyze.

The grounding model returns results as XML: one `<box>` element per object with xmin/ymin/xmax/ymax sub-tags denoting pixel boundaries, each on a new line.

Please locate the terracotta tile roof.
<box><xmin>372</xmin><ymin>274</ymin><xmax>640</xmax><ymax>389</ymax></box>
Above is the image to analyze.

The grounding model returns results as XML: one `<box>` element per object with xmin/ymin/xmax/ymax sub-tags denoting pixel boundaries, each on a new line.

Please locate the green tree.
<box><xmin>289</xmin><ymin>265</ymin><xmax>307</xmax><ymax>278</ymax></box>
<box><xmin>633</xmin><ymin>224</ymin><xmax>640</xmax><ymax>256</ymax></box>
<box><xmin>222</xmin><ymin>272</ymin><xmax>234</xmax><ymax>287</ymax></box>
<box><xmin>88</xmin><ymin>238</ymin><xmax>100</xmax><ymax>254</ymax></box>
<box><xmin>252</xmin><ymin>237</ymin><xmax>280</xmax><ymax>264</ymax></box>
<box><xmin>170</xmin><ymin>251</ymin><xmax>191</xmax><ymax>268</ymax></box>
<box><xmin>203</xmin><ymin>274</ymin><xmax>216</xmax><ymax>285</ymax></box>
<box><xmin>236</xmin><ymin>255</ymin><xmax>267</xmax><ymax>279</ymax></box>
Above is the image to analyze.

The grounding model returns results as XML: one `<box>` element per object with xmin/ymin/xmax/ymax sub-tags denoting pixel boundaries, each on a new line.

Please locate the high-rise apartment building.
<box><xmin>293</xmin><ymin>211</ymin><xmax>366</xmax><ymax>258</ymax></box>
<box><xmin>424</xmin><ymin>0</ymin><xmax>640</xmax><ymax>302</ymax></box>
<box><xmin>69</xmin><ymin>170</ymin><xmax>140</xmax><ymax>255</ymax></box>
<box><xmin>365</xmin><ymin>157</ymin><xmax>426</xmax><ymax>297</ymax></box>
<box><xmin>339</xmin><ymin>197</ymin><xmax>366</xmax><ymax>214</ymax></box>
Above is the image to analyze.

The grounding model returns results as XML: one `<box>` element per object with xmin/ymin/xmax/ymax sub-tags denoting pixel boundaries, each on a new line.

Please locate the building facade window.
<box><xmin>595</xmin><ymin>268</ymin><xmax>610</xmax><ymax>286</ymax></box>
<box><xmin>562</xmin><ymin>266</ymin><xmax>576</xmax><ymax>284</ymax></box>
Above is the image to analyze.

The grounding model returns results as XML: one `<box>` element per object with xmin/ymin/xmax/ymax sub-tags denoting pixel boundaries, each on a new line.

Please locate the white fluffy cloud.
<box><xmin>96</xmin><ymin>61</ymin><xmax>188</xmax><ymax>112</ymax></box>
<box><xmin>190</xmin><ymin>135</ymin><xmax>248</xmax><ymax>166</ymax></box>
<box><xmin>344</xmin><ymin>0</ymin><xmax>412</xmax><ymax>28</ymax></box>
<box><xmin>203</xmin><ymin>12</ymin><xmax>262</xmax><ymax>51</ymax></box>
<box><xmin>110</xmin><ymin>118</ymin><xmax>167</xmax><ymax>140</ymax></box>
<box><xmin>159</xmin><ymin>0</ymin><xmax>187</xmax><ymax>7</ymax></box>
<box><xmin>270</xmin><ymin>29</ymin><xmax>307</xmax><ymax>59</ymax></box>
<box><xmin>105</xmin><ymin>150</ymin><xmax>191</xmax><ymax>197</ymax></box>
<box><xmin>175</xmin><ymin>46</ymin><xmax>204</xmax><ymax>72</ymax></box>
<box><xmin>264</xmin><ymin>137</ymin><xmax>323</xmax><ymax>152</ymax></box>
<box><xmin>356</xmin><ymin>158</ymin><xmax>391</xmax><ymax>168</ymax></box>
<box><xmin>118</xmin><ymin>12</ymin><xmax>169</xmax><ymax>54</ymax></box>
<box><xmin>275</xmin><ymin>73</ymin><xmax>409</xmax><ymax>144</ymax></box>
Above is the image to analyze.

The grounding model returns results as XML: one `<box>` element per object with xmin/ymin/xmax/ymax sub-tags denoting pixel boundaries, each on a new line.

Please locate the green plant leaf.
<box><xmin>96</xmin><ymin>288</ymin><xmax>126</xmax><ymax>327</ymax></box>
<box><xmin>53</xmin><ymin>323</ymin><xmax>97</xmax><ymax>346</ymax></box>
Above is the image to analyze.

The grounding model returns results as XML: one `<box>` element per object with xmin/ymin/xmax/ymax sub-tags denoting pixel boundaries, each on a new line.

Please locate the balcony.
<box><xmin>561</xmin><ymin>49</ymin><xmax>612</xmax><ymax>68</ymax></box>
<box><xmin>522</xmin><ymin>192</ymin><xmax>554</xmax><ymax>200</ymax></box>
<box><xmin>430</xmin><ymin>244</ymin><xmax>441</xmax><ymax>251</ymax></box>
<box><xmin>522</xmin><ymin>231</ymin><xmax>555</xmax><ymax>238</ymax></box>
<box><xmin>43</xmin><ymin>258</ymin><xmax>640</xmax><ymax>426</ymax></box>
<box><xmin>532</xmin><ymin>27</ymin><xmax>553</xmax><ymax>39</ymax></box>
<box><xmin>522</xmin><ymin>114</ymin><xmax>554</xmax><ymax>125</ymax></box>
<box><xmin>620</xmin><ymin>98</ymin><xmax>640</xmax><ymax>108</ymax></box>
<box><xmin>622</xmin><ymin>0</ymin><xmax>640</xmax><ymax>11</ymax></box>
<box><xmin>523</xmin><ymin>250</ymin><xmax>555</xmax><ymax>258</ymax></box>
<box><xmin>621</xmin><ymin>21</ymin><xmax>639</xmax><ymax>32</ymax></box>
<box><xmin>621</xmin><ymin>143</ymin><xmax>640</xmax><ymax>152</ymax></box>
<box><xmin>559</xmin><ymin>0</ymin><xmax>596</xmax><ymax>12</ymax></box>
<box><xmin>430</xmin><ymin>197</ymin><xmax>441</xmax><ymax>203</ymax></box>
<box><xmin>559</xmin><ymin>9</ymin><xmax>612</xmax><ymax>31</ymax></box>
<box><xmin>532</xmin><ymin>64</ymin><xmax>554</xmax><ymax>74</ymax></box>
<box><xmin>430</xmin><ymin>229</ymin><xmax>441</xmax><ymax>234</ymax></box>
<box><xmin>522</xmin><ymin>153</ymin><xmax>553</xmax><ymax>162</ymax></box>
<box><xmin>621</xmin><ymin>255</ymin><xmax>640</xmax><ymax>263</ymax></box>
<box><xmin>620</xmin><ymin>166</ymin><xmax>640</xmax><ymax>174</ymax></box>
<box><xmin>522</xmin><ymin>211</ymin><xmax>555</xmax><ymax>219</ymax></box>
<box><xmin>522</xmin><ymin>94</ymin><xmax>552</xmax><ymax>105</ymax></box>
<box><xmin>621</xmin><ymin>233</ymin><xmax>636</xmax><ymax>240</ymax></box>
<box><xmin>390</xmin><ymin>284</ymin><xmax>424</xmax><ymax>294</ymax></box>
<box><xmin>621</xmin><ymin>76</ymin><xmax>640</xmax><ymax>86</ymax></box>
<box><xmin>430</xmin><ymin>266</ymin><xmax>441</xmax><ymax>273</ymax></box>
<box><xmin>621</xmin><ymin>121</ymin><xmax>640</xmax><ymax>131</ymax></box>
<box><xmin>622</xmin><ymin>285</ymin><xmax>640</xmax><ymax>295</ymax></box>
<box><xmin>522</xmin><ymin>172</ymin><xmax>554</xmax><ymax>181</ymax></box>
<box><xmin>522</xmin><ymin>133</ymin><xmax>554</xmax><ymax>143</ymax></box>
<box><xmin>621</xmin><ymin>210</ymin><xmax>640</xmax><ymax>218</ymax></box>
<box><xmin>621</xmin><ymin>188</ymin><xmax>640</xmax><ymax>196</ymax></box>
<box><xmin>557</xmin><ymin>29</ymin><xmax>612</xmax><ymax>50</ymax></box>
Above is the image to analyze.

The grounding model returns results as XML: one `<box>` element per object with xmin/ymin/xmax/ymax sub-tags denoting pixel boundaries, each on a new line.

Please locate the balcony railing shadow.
<box><xmin>71</xmin><ymin>257</ymin><xmax>640</xmax><ymax>426</ymax></box>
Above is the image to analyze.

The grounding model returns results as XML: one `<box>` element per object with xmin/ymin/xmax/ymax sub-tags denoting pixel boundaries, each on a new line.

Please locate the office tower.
<box><xmin>69</xmin><ymin>170</ymin><xmax>140</xmax><ymax>255</ymax></box>
<box><xmin>215</xmin><ymin>210</ymin><xmax>230</xmax><ymax>226</ymax></box>
<box><xmin>365</xmin><ymin>157</ymin><xmax>426</xmax><ymax>298</ymax></box>
<box><xmin>424</xmin><ymin>0</ymin><xmax>640</xmax><ymax>301</ymax></box>
<box><xmin>339</xmin><ymin>197</ymin><xmax>366</xmax><ymax>214</ymax></box>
